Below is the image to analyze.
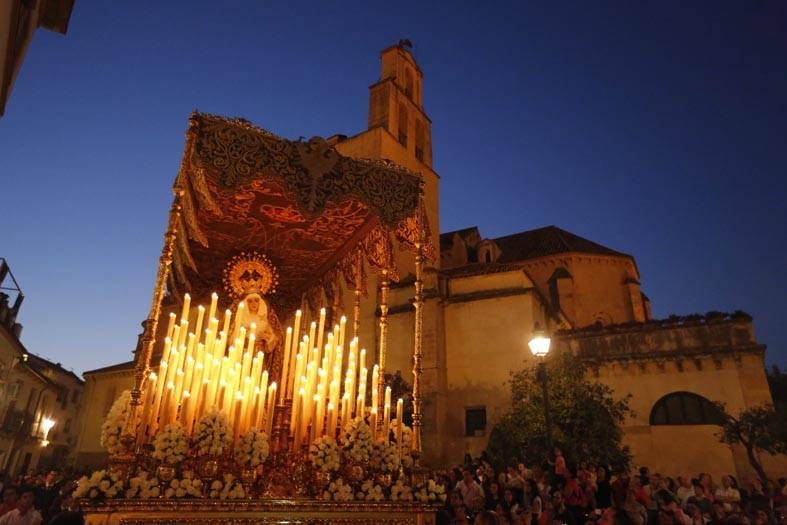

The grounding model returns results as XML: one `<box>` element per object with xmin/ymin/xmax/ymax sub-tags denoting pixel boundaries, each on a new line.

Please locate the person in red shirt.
<box><xmin>0</xmin><ymin>486</ymin><xmax>17</xmax><ymax>517</ymax></box>
<box><xmin>564</xmin><ymin>470</ymin><xmax>588</xmax><ymax>523</ymax></box>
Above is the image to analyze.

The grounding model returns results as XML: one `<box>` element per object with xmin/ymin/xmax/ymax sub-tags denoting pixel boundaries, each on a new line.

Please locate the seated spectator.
<box><xmin>0</xmin><ymin>486</ymin><xmax>42</xmax><ymax>525</ymax></box>
<box><xmin>714</xmin><ymin>475</ymin><xmax>741</xmax><ymax>512</ymax></box>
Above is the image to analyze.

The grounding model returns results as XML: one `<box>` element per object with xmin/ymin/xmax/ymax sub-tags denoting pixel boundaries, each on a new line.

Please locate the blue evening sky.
<box><xmin>2</xmin><ymin>1</ymin><xmax>785</xmax><ymax>375</ymax></box>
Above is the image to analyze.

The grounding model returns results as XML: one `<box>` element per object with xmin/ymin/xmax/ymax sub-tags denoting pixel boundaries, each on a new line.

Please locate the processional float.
<box><xmin>80</xmin><ymin>113</ymin><xmax>444</xmax><ymax>524</ymax></box>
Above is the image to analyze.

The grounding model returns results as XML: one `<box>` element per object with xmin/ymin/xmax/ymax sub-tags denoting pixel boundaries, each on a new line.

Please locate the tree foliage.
<box><xmin>716</xmin><ymin>403</ymin><xmax>787</xmax><ymax>482</ymax></box>
<box><xmin>486</xmin><ymin>350</ymin><xmax>632</xmax><ymax>472</ymax></box>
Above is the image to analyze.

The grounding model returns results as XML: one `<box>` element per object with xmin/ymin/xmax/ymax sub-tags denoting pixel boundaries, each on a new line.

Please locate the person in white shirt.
<box><xmin>676</xmin><ymin>476</ymin><xmax>695</xmax><ymax>508</ymax></box>
<box><xmin>455</xmin><ymin>469</ymin><xmax>485</xmax><ymax>514</ymax></box>
<box><xmin>0</xmin><ymin>487</ymin><xmax>42</xmax><ymax>525</ymax></box>
<box><xmin>714</xmin><ymin>475</ymin><xmax>741</xmax><ymax>512</ymax></box>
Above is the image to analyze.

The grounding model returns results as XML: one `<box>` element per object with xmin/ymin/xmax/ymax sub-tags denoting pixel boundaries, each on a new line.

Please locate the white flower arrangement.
<box><xmin>100</xmin><ymin>390</ymin><xmax>131</xmax><ymax>456</ymax></box>
<box><xmin>125</xmin><ymin>471</ymin><xmax>160</xmax><ymax>499</ymax></box>
<box><xmin>358</xmin><ymin>478</ymin><xmax>385</xmax><ymax>502</ymax></box>
<box><xmin>370</xmin><ymin>441</ymin><xmax>400</xmax><ymax>473</ymax></box>
<box><xmin>339</xmin><ymin>417</ymin><xmax>374</xmax><ymax>463</ymax></box>
<box><xmin>195</xmin><ymin>410</ymin><xmax>231</xmax><ymax>456</ymax></box>
<box><xmin>235</xmin><ymin>428</ymin><xmax>269</xmax><ymax>467</ymax></box>
<box><xmin>309</xmin><ymin>435</ymin><xmax>340</xmax><ymax>472</ymax></box>
<box><xmin>152</xmin><ymin>422</ymin><xmax>189</xmax><ymax>465</ymax></box>
<box><xmin>207</xmin><ymin>474</ymin><xmax>245</xmax><ymax>499</ymax></box>
<box><xmin>74</xmin><ymin>470</ymin><xmax>125</xmax><ymax>500</ymax></box>
<box><xmin>321</xmin><ymin>477</ymin><xmax>354</xmax><ymax>501</ymax></box>
<box><xmin>389</xmin><ymin>419</ymin><xmax>414</xmax><ymax>467</ymax></box>
<box><xmin>413</xmin><ymin>479</ymin><xmax>447</xmax><ymax>503</ymax></box>
<box><xmin>163</xmin><ymin>475</ymin><xmax>204</xmax><ymax>499</ymax></box>
<box><xmin>390</xmin><ymin>478</ymin><xmax>413</xmax><ymax>501</ymax></box>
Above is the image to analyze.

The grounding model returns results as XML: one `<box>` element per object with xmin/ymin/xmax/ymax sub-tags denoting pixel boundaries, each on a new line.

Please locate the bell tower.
<box><xmin>367</xmin><ymin>42</ymin><xmax>433</xmax><ymax>168</ymax></box>
<box><xmin>334</xmin><ymin>42</ymin><xmax>439</xmax><ymax>264</ymax></box>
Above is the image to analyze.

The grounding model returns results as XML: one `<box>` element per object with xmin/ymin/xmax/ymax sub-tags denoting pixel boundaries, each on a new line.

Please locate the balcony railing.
<box><xmin>1</xmin><ymin>408</ymin><xmax>33</xmax><ymax>437</ymax></box>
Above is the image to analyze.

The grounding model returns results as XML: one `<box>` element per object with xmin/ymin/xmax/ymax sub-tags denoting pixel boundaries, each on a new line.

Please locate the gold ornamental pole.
<box><xmin>411</xmin><ymin>206</ymin><xmax>425</xmax><ymax>464</ymax></box>
<box><xmin>352</xmin><ymin>252</ymin><xmax>363</xmax><ymax>339</ymax></box>
<box><xmin>377</xmin><ymin>269</ymin><xmax>390</xmax><ymax>420</ymax></box>
<box><xmin>126</xmin><ymin>188</ymin><xmax>184</xmax><ymax>444</ymax></box>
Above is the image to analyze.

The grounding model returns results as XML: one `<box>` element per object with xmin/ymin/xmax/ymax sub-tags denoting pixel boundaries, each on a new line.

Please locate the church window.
<box><xmin>649</xmin><ymin>392</ymin><xmax>724</xmax><ymax>426</ymax></box>
<box><xmin>398</xmin><ymin>103</ymin><xmax>408</xmax><ymax>147</ymax></box>
<box><xmin>465</xmin><ymin>406</ymin><xmax>487</xmax><ymax>436</ymax></box>
<box><xmin>484</xmin><ymin>250</ymin><xmax>492</xmax><ymax>263</ymax></box>
<box><xmin>405</xmin><ymin>69</ymin><xmax>414</xmax><ymax>99</ymax></box>
<box><xmin>415</xmin><ymin>120</ymin><xmax>425</xmax><ymax>161</ymax></box>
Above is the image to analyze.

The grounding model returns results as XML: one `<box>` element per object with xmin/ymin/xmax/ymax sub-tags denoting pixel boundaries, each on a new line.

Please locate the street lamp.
<box><xmin>529</xmin><ymin>324</ymin><xmax>553</xmax><ymax>451</ymax></box>
<box><xmin>40</xmin><ymin>417</ymin><xmax>55</xmax><ymax>447</ymax></box>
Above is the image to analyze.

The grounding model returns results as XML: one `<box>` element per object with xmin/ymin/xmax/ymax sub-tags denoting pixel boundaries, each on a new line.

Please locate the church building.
<box><xmin>74</xmin><ymin>44</ymin><xmax>782</xmax><ymax>479</ymax></box>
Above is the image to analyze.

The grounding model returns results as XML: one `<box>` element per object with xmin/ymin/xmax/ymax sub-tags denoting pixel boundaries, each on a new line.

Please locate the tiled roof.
<box><xmin>493</xmin><ymin>226</ymin><xmax>630</xmax><ymax>263</ymax></box>
<box><xmin>25</xmin><ymin>352</ymin><xmax>84</xmax><ymax>384</ymax></box>
<box><xmin>439</xmin><ymin>227</ymin><xmax>480</xmax><ymax>251</ymax></box>
<box><xmin>82</xmin><ymin>360</ymin><xmax>135</xmax><ymax>376</ymax></box>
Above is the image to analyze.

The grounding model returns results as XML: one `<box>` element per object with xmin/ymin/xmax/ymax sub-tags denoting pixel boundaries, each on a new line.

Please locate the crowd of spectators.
<box><xmin>435</xmin><ymin>448</ymin><xmax>787</xmax><ymax>525</ymax></box>
<box><xmin>1</xmin><ymin>450</ymin><xmax>786</xmax><ymax>525</ymax></box>
<box><xmin>0</xmin><ymin>470</ymin><xmax>83</xmax><ymax>525</ymax></box>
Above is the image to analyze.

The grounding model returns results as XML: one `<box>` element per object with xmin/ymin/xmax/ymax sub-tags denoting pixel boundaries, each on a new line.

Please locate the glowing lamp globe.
<box><xmin>528</xmin><ymin>333</ymin><xmax>551</xmax><ymax>357</ymax></box>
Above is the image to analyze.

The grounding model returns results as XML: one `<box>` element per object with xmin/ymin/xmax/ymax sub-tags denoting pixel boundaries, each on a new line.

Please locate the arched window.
<box><xmin>649</xmin><ymin>392</ymin><xmax>724</xmax><ymax>426</ymax></box>
<box><xmin>405</xmin><ymin>69</ymin><xmax>414</xmax><ymax>99</ymax></box>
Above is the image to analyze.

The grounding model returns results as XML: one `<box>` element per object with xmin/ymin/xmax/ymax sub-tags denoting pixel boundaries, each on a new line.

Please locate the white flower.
<box><xmin>390</xmin><ymin>478</ymin><xmax>413</xmax><ymax>501</ymax></box>
<box><xmin>358</xmin><ymin>478</ymin><xmax>385</xmax><ymax>501</ymax></box>
<box><xmin>322</xmin><ymin>478</ymin><xmax>354</xmax><ymax>501</ymax></box>
<box><xmin>235</xmin><ymin>428</ymin><xmax>270</xmax><ymax>467</ymax></box>
<box><xmin>194</xmin><ymin>410</ymin><xmax>231</xmax><ymax>457</ymax></box>
<box><xmin>101</xmin><ymin>391</ymin><xmax>131</xmax><ymax>456</ymax></box>
<box><xmin>73</xmin><ymin>470</ymin><xmax>125</xmax><ymax>500</ymax></box>
<box><xmin>309</xmin><ymin>435</ymin><xmax>341</xmax><ymax>472</ymax></box>
<box><xmin>152</xmin><ymin>423</ymin><xmax>189</xmax><ymax>465</ymax></box>
<box><xmin>414</xmin><ymin>479</ymin><xmax>447</xmax><ymax>503</ymax></box>
<box><xmin>370</xmin><ymin>441</ymin><xmax>400</xmax><ymax>473</ymax></box>
<box><xmin>339</xmin><ymin>417</ymin><xmax>374</xmax><ymax>463</ymax></box>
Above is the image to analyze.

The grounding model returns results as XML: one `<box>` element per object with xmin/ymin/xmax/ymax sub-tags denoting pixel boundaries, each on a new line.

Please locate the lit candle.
<box><xmin>280</xmin><ymin>326</ymin><xmax>293</xmax><ymax>402</ymax></box>
<box><xmin>266</xmin><ymin>382</ymin><xmax>276</xmax><ymax>435</ymax></box>
<box><xmin>140</xmin><ymin>371</ymin><xmax>157</xmax><ymax>434</ymax></box>
<box><xmin>383</xmin><ymin>386</ymin><xmax>392</xmax><ymax>442</ymax></box>
<box><xmin>294</xmin><ymin>387</ymin><xmax>305</xmax><ymax>448</ymax></box>
<box><xmin>221</xmin><ymin>309</ymin><xmax>232</xmax><ymax>339</ymax></box>
<box><xmin>241</xmin><ymin>376</ymin><xmax>254</xmax><ymax>433</ymax></box>
<box><xmin>180</xmin><ymin>390</ymin><xmax>192</xmax><ymax>427</ymax></box>
<box><xmin>395</xmin><ymin>398</ymin><xmax>403</xmax><ymax>450</ymax></box>
<box><xmin>308</xmin><ymin>321</ymin><xmax>317</xmax><ymax>355</ymax></box>
<box><xmin>180</xmin><ymin>293</ymin><xmax>191</xmax><ymax>322</ymax></box>
<box><xmin>338</xmin><ymin>316</ymin><xmax>347</xmax><ymax>350</ymax></box>
<box><xmin>359</xmin><ymin>348</ymin><xmax>366</xmax><ymax>378</ymax></box>
<box><xmin>327</xmin><ymin>402</ymin><xmax>335</xmax><ymax>438</ymax></box>
<box><xmin>370</xmin><ymin>407</ymin><xmax>378</xmax><ymax>441</ymax></box>
<box><xmin>232</xmin><ymin>391</ymin><xmax>244</xmax><ymax>443</ymax></box>
<box><xmin>341</xmin><ymin>392</ymin><xmax>350</xmax><ymax>428</ymax></box>
<box><xmin>208</xmin><ymin>292</ymin><xmax>218</xmax><ymax>322</ymax></box>
<box><xmin>194</xmin><ymin>305</ymin><xmax>206</xmax><ymax>347</ymax></box>
<box><xmin>257</xmin><ymin>371</ymin><xmax>269</xmax><ymax>429</ymax></box>
<box><xmin>371</xmin><ymin>364</ymin><xmax>379</xmax><ymax>414</ymax></box>
<box><xmin>316</xmin><ymin>308</ymin><xmax>326</xmax><ymax>361</ymax></box>
<box><xmin>165</xmin><ymin>312</ymin><xmax>177</xmax><ymax>342</ymax></box>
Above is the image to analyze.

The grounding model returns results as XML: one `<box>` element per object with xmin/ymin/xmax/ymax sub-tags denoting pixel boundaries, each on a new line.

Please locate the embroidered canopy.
<box><xmin>168</xmin><ymin>112</ymin><xmax>426</xmax><ymax>313</ymax></box>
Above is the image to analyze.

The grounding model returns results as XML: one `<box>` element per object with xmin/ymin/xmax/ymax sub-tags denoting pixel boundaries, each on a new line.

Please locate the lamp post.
<box><xmin>40</xmin><ymin>417</ymin><xmax>55</xmax><ymax>447</ymax></box>
<box><xmin>528</xmin><ymin>324</ymin><xmax>552</xmax><ymax>451</ymax></box>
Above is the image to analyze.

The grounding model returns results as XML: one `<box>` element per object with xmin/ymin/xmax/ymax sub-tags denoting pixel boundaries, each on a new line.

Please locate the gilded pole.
<box><xmin>377</xmin><ymin>269</ymin><xmax>390</xmax><ymax>424</ymax></box>
<box><xmin>352</xmin><ymin>251</ymin><xmax>362</xmax><ymax>339</ymax></box>
<box><xmin>126</xmin><ymin>188</ymin><xmax>183</xmax><ymax>443</ymax></box>
<box><xmin>411</xmin><ymin>206</ymin><xmax>425</xmax><ymax>464</ymax></box>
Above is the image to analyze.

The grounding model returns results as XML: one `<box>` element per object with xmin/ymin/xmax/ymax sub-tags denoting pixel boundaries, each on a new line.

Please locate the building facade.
<box><xmin>73</xmin><ymin>45</ymin><xmax>783</xmax><ymax>480</ymax></box>
<box><xmin>0</xmin><ymin>259</ymin><xmax>84</xmax><ymax>475</ymax></box>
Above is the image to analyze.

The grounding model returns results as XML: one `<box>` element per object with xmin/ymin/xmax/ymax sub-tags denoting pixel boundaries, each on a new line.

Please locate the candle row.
<box><xmin>140</xmin><ymin>293</ymin><xmax>277</xmax><ymax>444</ymax></box>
